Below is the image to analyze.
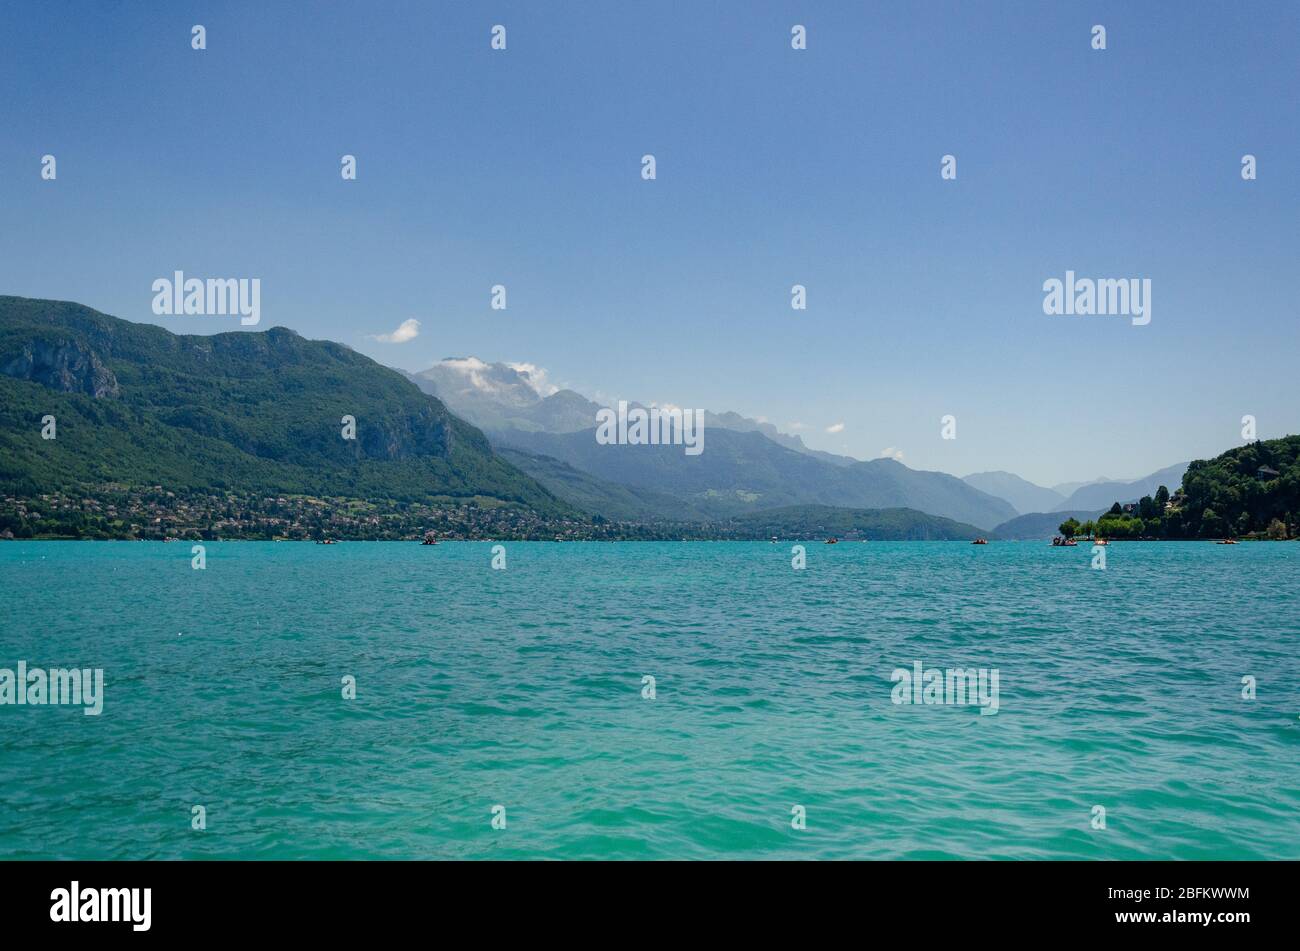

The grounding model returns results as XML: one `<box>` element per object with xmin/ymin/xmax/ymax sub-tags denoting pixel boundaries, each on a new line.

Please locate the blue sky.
<box><xmin>2</xmin><ymin>1</ymin><xmax>1296</xmax><ymax>486</ymax></box>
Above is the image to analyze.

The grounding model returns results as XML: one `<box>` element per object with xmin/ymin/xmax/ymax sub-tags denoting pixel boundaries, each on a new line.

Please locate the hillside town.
<box><xmin>0</xmin><ymin>486</ymin><xmax>675</xmax><ymax>542</ymax></box>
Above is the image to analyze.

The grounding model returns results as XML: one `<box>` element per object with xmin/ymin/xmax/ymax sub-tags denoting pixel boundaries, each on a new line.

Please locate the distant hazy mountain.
<box><xmin>404</xmin><ymin>359</ymin><xmax>602</xmax><ymax>433</ymax></box>
<box><xmin>404</xmin><ymin>357</ymin><xmax>851</xmax><ymax>462</ymax></box>
<box><xmin>962</xmin><ymin>471</ymin><xmax>1065</xmax><ymax>515</ymax></box>
<box><xmin>992</xmin><ymin>509</ymin><xmax>1105</xmax><ymax>540</ymax></box>
<box><xmin>1051</xmin><ymin>477</ymin><xmax>1113</xmax><ymax>496</ymax></box>
<box><xmin>524</xmin><ymin>389</ymin><xmax>605</xmax><ymax>433</ymax></box>
<box><xmin>413</xmin><ymin>356</ymin><xmax>1015</xmax><ymax>528</ymax></box>
<box><xmin>501</xmin><ymin>446</ymin><xmax>994</xmax><ymax>537</ymax></box>
<box><xmin>701</xmin><ymin>410</ymin><xmax>854</xmax><ymax>466</ymax></box>
<box><xmin>492</xmin><ymin>426</ymin><xmax>1016</xmax><ymax>529</ymax></box>
<box><xmin>1054</xmin><ymin>463</ymin><xmax>1189</xmax><ymax>511</ymax></box>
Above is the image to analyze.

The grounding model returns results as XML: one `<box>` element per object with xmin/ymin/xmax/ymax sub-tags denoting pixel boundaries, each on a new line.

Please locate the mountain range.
<box><xmin>495</xmin><ymin>426</ymin><xmax>1016</xmax><ymax>528</ymax></box>
<box><xmin>1049</xmin><ymin>462</ymin><xmax>1189</xmax><ymax>511</ymax></box>
<box><xmin>404</xmin><ymin>359</ymin><xmax>849</xmax><ymax>463</ymax></box>
<box><xmin>405</xmin><ymin>356</ymin><xmax>1198</xmax><ymax>529</ymax></box>
<box><xmin>962</xmin><ymin>464</ymin><xmax>1190</xmax><ymax>516</ymax></box>
<box><xmin>962</xmin><ymin>471</ymin><xmax>1068</xmax><ymax>515</ymax></box>
<box><xmin>0</xmin><ymin>297</ymin><xmax>1201</xmax><ymax>540</ymax></box>
<box><xmin>407</xmin><ymin>358</ymin><xmax>1015</xmax><ymax>529</ymax></box>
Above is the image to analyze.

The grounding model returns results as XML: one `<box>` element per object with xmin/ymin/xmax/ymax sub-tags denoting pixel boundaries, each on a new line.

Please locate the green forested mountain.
<box><xmin>1176</xmin><ymin>436</ymin><xmax>1299</xmax><ymax>537</ymax></box>
<box><xmin>1090</xmin><ymin>436</ymin><xmax>1300</xmax><ymax>539</ymax></box>
<box><xmin>0</xmin><ymin>296</ymin><xmax>567</xmax><ymax>513</ymax></box>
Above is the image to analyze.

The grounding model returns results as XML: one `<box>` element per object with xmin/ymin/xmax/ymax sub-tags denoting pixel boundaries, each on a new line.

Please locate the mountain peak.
<box><xmin>962</xmin><ymin>471</ymin><xmax>1065</xmax><ymax>516</ymax></box>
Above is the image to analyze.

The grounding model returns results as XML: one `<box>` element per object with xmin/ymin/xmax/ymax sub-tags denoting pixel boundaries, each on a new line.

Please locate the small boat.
<box><xmin>315</xmin><ymin>538</ymin><xmax>337</xmax><ymax>545</ymax></box>
<box><xmin>825</xmin><ymin>537</ymin><xmax>838</xmax><ymax>545</ymax></box>
<box><xmin>421</xmin><ymin>531</ymin><xmax>438</xmax><ymax>546</ymax></box>
<box><xmin>1094</xmin><ymin>539</ymin><xmax>1108</xmax><ymax>546</ymax></box>
<box><xmin>972</xmin><ymin>538</ymin><xmax>988</xmax><ymax>545</ymax></box>
<box><xmin>1217</xmin><ymin>539</ymin><xmax>1238</xmax><ymax>545</ymax></box>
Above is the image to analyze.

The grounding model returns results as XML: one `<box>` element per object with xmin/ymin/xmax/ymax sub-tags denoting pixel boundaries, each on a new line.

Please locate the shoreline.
<box><xmin>3</xmin><ymin>536</ymin><xmax>1294</xmax><ymax>544</ymax></box>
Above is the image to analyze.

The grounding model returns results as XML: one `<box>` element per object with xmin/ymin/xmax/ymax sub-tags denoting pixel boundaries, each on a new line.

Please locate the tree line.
<box><xmin>1059</xmin><ymin>436</ymin><xmax>1298</xmax><ymax>540</ymax></box>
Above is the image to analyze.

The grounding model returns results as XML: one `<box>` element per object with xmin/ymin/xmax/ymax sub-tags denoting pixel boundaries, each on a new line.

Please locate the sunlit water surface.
<box><xmin>1</xmin><ymin>540</ymin><xmax>1297</xmax><ymax>859</ymax></box>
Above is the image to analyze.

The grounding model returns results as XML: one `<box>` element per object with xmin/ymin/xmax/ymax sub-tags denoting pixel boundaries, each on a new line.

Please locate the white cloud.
<box><xmin>787</xmin><ymin>421</ymin><xmax>808</xmax><ymax>430</ymax></box>
<box><xmin>825</xmin><ymin>422</ymin><xmax>845</xmax><ymax>434</ymax></box>
<box><xmin>371</xmin><ymin>318</ymin><xmax>420</xmax><ymax>344</ymax></box>
<box><xmin>441</xmin><ymin>356</ymin><xmax>489</xmax><ymax>374</ymax></box>
<box><xmin>427</xmin><ymin>356</ymin><xmax>561</xmax><ymax>407</ymax></box>
<box><xmin>440</xmin><ymin>357</ymin><xmax>490</xmax><ymax>393</ymax></box>
<box><xmin>879</xmin><ymin>447</ymin><xmax>904</xmax><ymax>461</ymax></box>
<box><xmin>505</xmin><ymin>362</ymin><xmax>560</xmax><ymax>397</ymax></box>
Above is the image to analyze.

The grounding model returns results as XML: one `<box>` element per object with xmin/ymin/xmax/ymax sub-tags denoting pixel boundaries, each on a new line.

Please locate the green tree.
<box><xmin>1201</xmin><ymin>507</ymin><xmax>1226</xmax><ymax>538</ymax></box>
<box><xmin>1059</xmin><ymin>518</ymin><xmax>1081</xmax><ymax>539</ymax></box>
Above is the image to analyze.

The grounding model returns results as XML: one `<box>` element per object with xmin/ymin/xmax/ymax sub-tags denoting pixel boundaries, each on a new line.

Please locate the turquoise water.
<box><xmin>0</xmin><ymin>540</ymin><xmax>1297</xmax><ymax>860</ymax></box>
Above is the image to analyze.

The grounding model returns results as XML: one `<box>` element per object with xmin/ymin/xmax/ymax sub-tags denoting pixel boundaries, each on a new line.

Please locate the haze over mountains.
<box><xmin>405</xmin><ymin>359</ymin><xmax>846</xmax><ymax>461</ymax></box>
<box><xmin>1050</xmin><ymin>463</ymin><xmax>1189</xmax><ymax>512</ymax></box>
<box><xmin>406</xmin><ymin>358</ymin><xmax>597</xmax><ymax>434</ymax></box>
<box><xmin>407</xmin><ymin>358</ymin><xmax>1015</xmax><ymax>529</ymax></box>
<box><xmin>961</xmin><ymin>471</ymin><xmax>1067</xmax><ymax>515</ymax></box>
<box><xmin>1051</xmin><ymin>477</ymin><xmax>1113</xmax><ymax>497</ymax></box>
<box><xmin>406</xmin><ymin>356</ymin><xmax>1193</xmax><ymax>529</ymax></box>
<box><xmin>962</xmin><ymin>464</ymin><xmax>1191</xmax><ymax>516</ymax></box>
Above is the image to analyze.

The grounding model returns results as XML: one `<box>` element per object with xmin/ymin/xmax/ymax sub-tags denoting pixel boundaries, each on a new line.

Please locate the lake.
<box><xmin>1</xmin><ymin>540</ymin><xmax>1296</xmax><ymax>859</ymax></box>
